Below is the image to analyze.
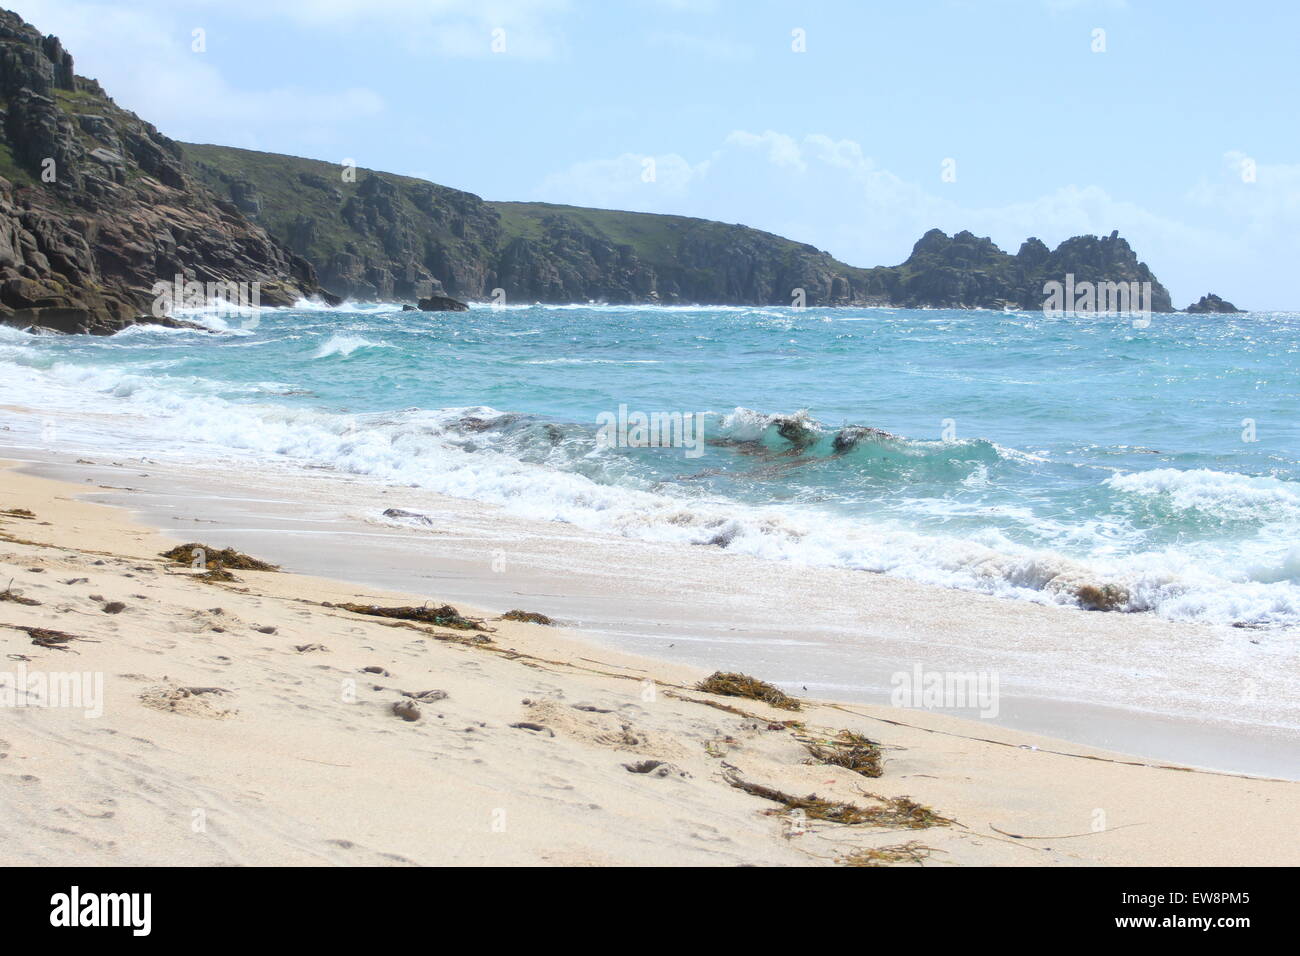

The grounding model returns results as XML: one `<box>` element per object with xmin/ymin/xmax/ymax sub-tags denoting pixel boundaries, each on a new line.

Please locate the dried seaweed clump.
<box><xmin>1</xmin><ymin>507</ymin><xmax>35</xmax><ymax>518</ymax></box>
<box><xmin>1</xmin><ymin>580</ymin><xmax>39</xmax><ymax>606</ymax></box>
<box><xmin>725</xmin><ymin>773</ymin><xmax>949</xmax><ymax>829</ymax></box>
<box><xmin>197</xmin><ymin>567</ymin><xmax>239</xmax><ymax>584</ymax></box>
<box><xmin>804</xmin><ymin>730</ymin><xmax>883</xmax><ymax>778</ymax></box>
<box><xmin>837</xmin><ymin>841</ymin><xmax>933</xmax><ymax>867</ymax></box>
<box><xmin>161</xmin><ymin>543</ymin><xmax>279</xmax><ymax>572</ymax></box>
<box><xmin>696</xmin><ymin>671</ymin><xmax>801</xmax><ymax>711</ymax></box>
<box><xmin>336</xmin><ymin>602</ymin><xmax>486</xmax><ymax>631</ymax></box>
<box><xmin>10</xmin><ymin>625</ymin><xmax>96</xmax><ymax>650</ymax></box>
<box><xmin>501</xmin><ymin>609</ymin><xmax>554</xmax><ymax>626</ymax></box>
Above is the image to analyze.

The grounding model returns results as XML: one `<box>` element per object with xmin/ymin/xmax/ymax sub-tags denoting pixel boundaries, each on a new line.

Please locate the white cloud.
<box><xmin>9</xmin><ymin>0</ymin><xmax>384</xmax><ymax>147</ymax></box>
<box><xmin>1187</xmin><ymin>151</ymin><xmax>1300</xmax><ymax>231</ymax></box>
<box><xmin>538</xmin><ymin>152</ymin><xmax>711</xmax><ymax>209</ymax></box>
<box><xmin>725</xmin><ymin>130</ymin><xmax>807</xmax><ymax>172</ymax></box>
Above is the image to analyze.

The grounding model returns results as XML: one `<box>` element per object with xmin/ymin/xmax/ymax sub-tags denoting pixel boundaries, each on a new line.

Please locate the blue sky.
<box><xmin>15</xmin><ymin>0</ymin><xmax>1300</xmax><ymax>307</ymax></box>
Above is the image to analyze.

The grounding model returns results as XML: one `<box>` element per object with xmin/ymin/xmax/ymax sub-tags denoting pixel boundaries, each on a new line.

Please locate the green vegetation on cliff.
<box><xmin>183</xmin><ymin>143</ymin><xmax>1176</xmax><ymax>312</ymax></box>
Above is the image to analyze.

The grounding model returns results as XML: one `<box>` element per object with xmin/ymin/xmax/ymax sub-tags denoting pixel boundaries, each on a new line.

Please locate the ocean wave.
<box><xmin>312</xmin><ymin>334</ymin><xmax>392</xmax><ymax>359</ymax></box>
<box><xmin>292</xmin><ymin>298</ymin><xmax>407</xmax><ymax>314</ymax></box>
<box><xmin>1105</xmin><ymin>468</ymin><xmax>1300</xmax><ymax>522</ymax></box>
<box><xmin>5</xmin><ymin>340</ymin><xmax>1300</xmax><ymax>629</ymax></box>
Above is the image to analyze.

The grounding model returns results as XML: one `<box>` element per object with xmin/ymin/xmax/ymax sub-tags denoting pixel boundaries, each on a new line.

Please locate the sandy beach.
<box><xmin>1</xmin><ymin>457</ymin><xmax>1296</xmax><ymax>867</ymax></box>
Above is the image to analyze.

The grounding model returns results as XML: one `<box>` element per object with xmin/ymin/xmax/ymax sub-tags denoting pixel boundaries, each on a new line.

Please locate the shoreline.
<box><xmin>2</xmin><ymin>458</ymin><xmax>1297</xmax><ymax>866</ymax></box>
<box><xmin>2</xmin><ymin>429</ymin><xmax>1296</xmax><ymax>780</ymax></box>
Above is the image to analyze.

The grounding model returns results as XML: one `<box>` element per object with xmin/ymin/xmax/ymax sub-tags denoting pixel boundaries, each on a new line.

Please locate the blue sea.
<box><xmin>3</xmin><ymin>302</ymin><xmax>1299</xmax><ymax>628</ymax></box>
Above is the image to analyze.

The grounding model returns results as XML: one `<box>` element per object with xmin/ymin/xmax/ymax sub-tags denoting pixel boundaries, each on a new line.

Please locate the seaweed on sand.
<box><xmin>197</xmin><ymin>566</ymin><xmax>239</xmax><ymax>584</ymax></box>
<box><xmin>0</xmin><ymin>579</ymin><xmax>40</xmax><ymax>606</ymax></box>
<box><xmin>500</xmin><ymin>609</ymin><xmax>554</xmax><ymax>625</ymax></box>
<box><xmin>696</xmin><ymin>671</ymin><xmax>801</xmax><ymax>711</ymax></box>
<box><xmin>0</xmin><ymin>508</ymin><xmax>35</xmax><ymax>519</ymax></box>
<box><xmin>336</xmin><ymin>602</ymin><xmax>487</xmax><ymax>631</ymax></box>
<box><xmin>161</xmin><ymin>543</ymin><xmax>279</xmax><ymax>572</ymax></box>
<box><xmin>837</xmin><ymin>841</ymin><xmax>935</xmax><ymax>867</ymax></box>
<box><xmin>724</xmin><ymin>772</ymin><xmax>950</xmax><ymax>829</ymax></box>
<box><xmin>2</xmin><ymin>625</ymin><xmax>98</xmax><ymax>651</ymax></box>
<box><xmin>803</xmin><ymin>730</ymin><xmax>884</xmax><ymax>778</ymax></box>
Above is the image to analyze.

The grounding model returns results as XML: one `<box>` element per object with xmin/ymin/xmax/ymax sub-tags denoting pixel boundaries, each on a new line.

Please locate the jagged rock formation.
<box><xmin>0</xmin><ymin>9</ymin><xmax>320</xmax><ymax>333</ymax></box>
<box><xmin>875</xmin><ymin>228</ymin><xmax>1174</xmax><ymax>312</ymax></box>
<box><xmin>1186</xmin><ymin>293</ymin><xmax>1243</xmax><ymax>313</ymax></box>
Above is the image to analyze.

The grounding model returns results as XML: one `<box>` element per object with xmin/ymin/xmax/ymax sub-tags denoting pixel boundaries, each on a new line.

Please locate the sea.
<box><xmin>3</xmin><ymin>301</ymin><xmax>1299</xmax><ymax>630</ymax></box>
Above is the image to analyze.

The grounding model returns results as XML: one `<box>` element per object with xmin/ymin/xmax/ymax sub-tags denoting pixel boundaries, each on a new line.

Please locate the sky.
<box><xmin>12</xmin><ymin>0</ymin><xmax>1300</xmax><ymax>308</ymax></box>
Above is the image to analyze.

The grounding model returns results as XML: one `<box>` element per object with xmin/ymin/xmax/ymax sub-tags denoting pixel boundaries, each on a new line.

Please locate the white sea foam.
<box><xmin>1106</xmin><ymin>467</ymin><xmax>1300</xmax><ymax>521</ymax></box>
<box><xmin>312</xmin><ymin>335</ymin><xmax>390</xmax><ymax>359</ymax></box>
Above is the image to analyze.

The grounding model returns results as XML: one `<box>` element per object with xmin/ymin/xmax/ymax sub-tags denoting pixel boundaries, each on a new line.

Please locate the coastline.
<box><xmin>2</xmin><ymin>420</ymin><xmax>1296</xmax><ymax>779</ymax></box>
<box><xmin>2</xmin><ymin>457</ymin><xmax>1297</xmax><ymax>866</ymax></box>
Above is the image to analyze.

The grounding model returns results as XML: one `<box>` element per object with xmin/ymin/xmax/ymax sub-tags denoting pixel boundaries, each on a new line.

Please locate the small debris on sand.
<box><xmin>391</xmin><ymin>700</ymin><xmax>422</xmax><ymax>722</ymax></box>
<box><xmin>401</xmin><ymin>689</ymin><xmax>448</xmax><ymax>702</ymax></box>
<box><xmin>510</xmin><ymin>722</ymin><xmax>554</xmax><ymax>736</ymax></box>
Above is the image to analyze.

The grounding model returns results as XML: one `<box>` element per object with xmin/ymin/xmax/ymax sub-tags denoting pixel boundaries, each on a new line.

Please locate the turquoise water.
<box><xmin>3</xmin><ymin>303</ymin><xmax>1299</xmax><ymax>626</ymax></box>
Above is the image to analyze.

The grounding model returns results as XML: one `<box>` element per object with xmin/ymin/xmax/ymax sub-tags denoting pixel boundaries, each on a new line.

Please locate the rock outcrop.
<box><xmin>0</xmin><ymin>9</ymin><xmax>320</xmax><ymax>334</ymax></box>
<box><xmin>1185</xmin><ymin>293</ymin><xmax>1243</xmax><ymax>313</ymax></box>
<box><xmin>875</xmin><ymin>228</ymin><xmax>1174</xmax><ymax>312</ymax></box>
<box><xmin>417</xmin><ymin>294</ymin><xmax>468</xmax><ymax>312</ymax></box>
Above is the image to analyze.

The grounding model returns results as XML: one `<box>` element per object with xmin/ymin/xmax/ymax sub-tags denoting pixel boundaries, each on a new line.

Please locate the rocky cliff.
<box><xmin>183</xmin><ymin>144</ymin><xmax>869</xmax><ymax>307</ymax></box>
<box><xmin>185</xmin><ymin>144</ymin><xmax>1181</xmax><ymax>312</ymax></box>
<box><xmin>0</xmin><ymin>9</ymin><xmax>320</xmax><ymax>333</ymax></box>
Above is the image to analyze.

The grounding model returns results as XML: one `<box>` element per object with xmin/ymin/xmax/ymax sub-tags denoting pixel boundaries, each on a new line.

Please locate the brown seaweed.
<box><xmin>336</xmin><ymin>602</ymin><xmax>487</xmax><ymax>631</ymax></box>
<box><xmin>696</xmin><ymin>671</ymin><xmax>801</xmax><ymax>711</ymax></box>
<box><xmin>803</xmin><ymin>730</ymin><xmax>884</xmax><ymax>778</ymax></box>
<box><xmin>724</xmin><ymin>772</ymin><xmax>950</xmax><ymax>828</ymax></box>
<box><xmin>161</xmin><ymin>543</ymin><xmax>279</xmax><ymax>572</ymax></box>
